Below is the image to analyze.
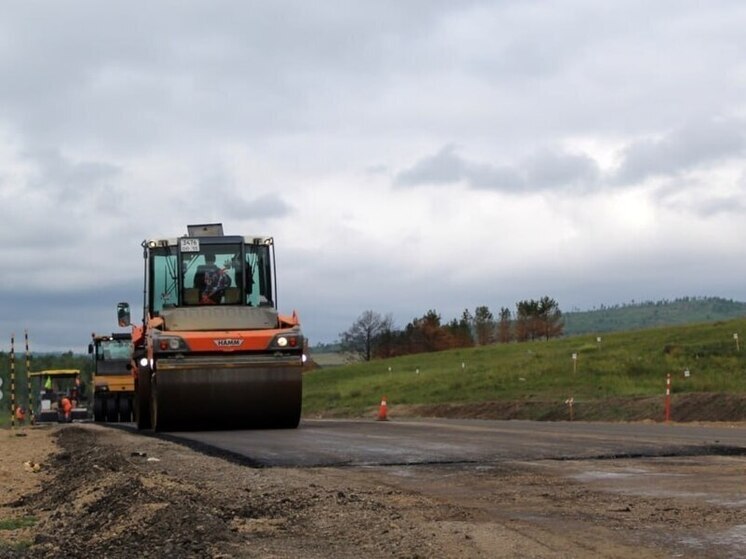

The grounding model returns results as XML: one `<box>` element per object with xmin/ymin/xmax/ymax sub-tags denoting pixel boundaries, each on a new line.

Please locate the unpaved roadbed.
<box><xmin>1</xmin><ymin>424</ymin><xmax>744</xmax><ymax>558</ymax></box>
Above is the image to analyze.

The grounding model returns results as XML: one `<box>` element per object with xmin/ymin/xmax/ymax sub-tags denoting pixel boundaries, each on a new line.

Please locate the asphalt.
<box><xmin>148</xmin><ymin>418</ymin><xmax>746</xmax><ymax>467</ymax></box>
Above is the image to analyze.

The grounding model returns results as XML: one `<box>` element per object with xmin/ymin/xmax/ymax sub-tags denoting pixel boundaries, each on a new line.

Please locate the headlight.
<box><xmin>139</xmin><ymin>357</ymin><xmax>149</xmax><ymax>367</ymax></box>
<box><xmin>155</xmin><ymin>336</ymin><xmax>187</xmax><ymax>351</ymax></box>
<box><xmin>271</xmin><ymin>333</ymin><xmax>302</xmax><ymax>349</ymax></box>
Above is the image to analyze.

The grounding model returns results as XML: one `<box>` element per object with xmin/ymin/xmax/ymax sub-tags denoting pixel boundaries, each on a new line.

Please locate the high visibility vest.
<box><xmin>44</xmin><ymin>376</ymin><xmax>52</xmax><ymax>390</ymax></box>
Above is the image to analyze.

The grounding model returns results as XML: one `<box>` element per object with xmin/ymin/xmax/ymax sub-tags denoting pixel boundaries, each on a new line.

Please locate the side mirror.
<box><xmin>117</xmin><ymin>302</ymin><xmax>131</xmax><ymax>327</ymax></box>
<box><xmin>87</xmin><ymin>343</ymin><xmax>94</xmax><ymax>355</ymax></box>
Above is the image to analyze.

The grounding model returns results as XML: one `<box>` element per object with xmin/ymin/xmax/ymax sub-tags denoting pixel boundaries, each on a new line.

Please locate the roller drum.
<box><xmin>151</xmin><ymin>356</ymin><xmax>302</xmax><ymax>431</ymax></box>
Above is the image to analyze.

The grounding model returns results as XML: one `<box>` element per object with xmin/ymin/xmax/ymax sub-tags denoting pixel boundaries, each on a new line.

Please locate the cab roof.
<box><xmin>29</xmin><ymin>369</ymin><xmax>81</xmax><ymax>377</ymax></box>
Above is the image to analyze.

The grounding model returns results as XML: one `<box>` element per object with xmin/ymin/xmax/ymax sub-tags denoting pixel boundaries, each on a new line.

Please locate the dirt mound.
<box><xmin>390</xmin><ymin>393</ymin><xmax>746</xmax><ymax>423</ymax></box>
<box><xmin>0</xmin><ymin>425</ymin><xmax>462</xmax><ymax>559</ymax></box>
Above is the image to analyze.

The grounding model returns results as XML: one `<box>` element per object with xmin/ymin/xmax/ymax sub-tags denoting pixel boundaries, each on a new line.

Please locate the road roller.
<box><xmin>89</xmin><ymin>333</ymin><xmax>135</xmax><ymax>423</ymax></box>
<box><xmin>117</xmin><ymin>223</ymin><xmax>305</xmax><ymax>432</ymax></box>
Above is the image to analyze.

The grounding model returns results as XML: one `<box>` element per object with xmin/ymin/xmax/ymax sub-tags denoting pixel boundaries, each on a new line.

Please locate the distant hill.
<box><xmin>563</xmin><ymin>297</ymin><xmax>746</xmax><ymax>336</ymax></box>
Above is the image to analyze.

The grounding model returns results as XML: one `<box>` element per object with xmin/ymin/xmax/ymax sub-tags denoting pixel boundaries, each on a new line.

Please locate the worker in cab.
<box><xmin>59</xmin><ymin>396</ymin><xmax>73</xmax><ymax>423</ymax></box>
<box><xmin>196</xmin><ymin>254</ymin><xmax>231</xmax><ymax>304</ymax></box>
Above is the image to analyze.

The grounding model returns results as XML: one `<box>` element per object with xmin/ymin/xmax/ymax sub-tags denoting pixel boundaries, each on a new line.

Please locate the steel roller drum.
<box><xmin>151</xmin><ymin>355</ymin><xmax>302</xmax><ymax>431</ymax></box>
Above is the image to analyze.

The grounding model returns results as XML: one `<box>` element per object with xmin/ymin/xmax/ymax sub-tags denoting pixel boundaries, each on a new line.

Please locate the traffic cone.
<box><xmin>377</xmin><ymin>395</ymin><xmax>389</xmax><ymax>421</ymax></box>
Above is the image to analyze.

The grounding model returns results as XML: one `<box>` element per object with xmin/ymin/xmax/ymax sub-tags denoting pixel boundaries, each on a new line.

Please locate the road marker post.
<box><xmin>10</xmin><ymin>334</ymin><xmax>16</xmax><ymax>429</ymax></box>
<box><xmin>565</xmin><ymin>397</ymin><xmax>574</xmax><ymax>421</ymax></box>
<box><xmin>25</xmin><ymin>330</ymin><xmax>34</xmax><ymax>425</ymax></box>
<box><xmin>664</xmin><ymin>373</ymin><xmax>671</xmax><ymax>423</ymax></box>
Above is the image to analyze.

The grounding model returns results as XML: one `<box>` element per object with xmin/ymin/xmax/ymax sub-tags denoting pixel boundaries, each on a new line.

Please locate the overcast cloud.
<box><xmin>1</xmin><ymin>1</ymin><xmax>745</xmax><ymax>352</ymax></box>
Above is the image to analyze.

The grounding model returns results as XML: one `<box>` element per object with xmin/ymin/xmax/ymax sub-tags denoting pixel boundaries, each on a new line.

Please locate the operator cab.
<box><xmin>88</xmin><ymin>333</ymin><xmax>133</xmax><ymax>374</ymax></box>
<box><xmin>145</xmin><ymin>224</ymin><xmax>276</xmax><ymax>317</ymax></box>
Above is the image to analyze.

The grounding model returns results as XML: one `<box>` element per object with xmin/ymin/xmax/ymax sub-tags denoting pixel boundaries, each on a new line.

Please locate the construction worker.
<box><xmin>70</xmin><ymin>381</ymin><xmax>80</xmax><ymax>407</ymax></box>
<box><xmin>14</xmin><ymin>406</ymin><xmax>26</xmax><ymax>424</ymax></box>
<box><xmin>59</xmin><ymin>395</ymin><xmax>73</xmax><ymax>423</ymax></box>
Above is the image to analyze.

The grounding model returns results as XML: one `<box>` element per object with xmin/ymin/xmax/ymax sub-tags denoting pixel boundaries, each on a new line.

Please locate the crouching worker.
<box><xmin>14</xmin><ymin>406</ymin><xmax>26</xmax><ymax>425</ymax></box>
<box><xmin>58</xmin><ymin>395</ymin><xmax>73</xmax><ymax>423</ymax></box>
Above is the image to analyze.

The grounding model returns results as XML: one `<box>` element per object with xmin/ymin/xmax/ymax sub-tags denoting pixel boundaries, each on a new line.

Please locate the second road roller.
<box><xmin>117</xmin><ymin>223</ymin><xmax>305</xmax><ymax>431</ymax></box>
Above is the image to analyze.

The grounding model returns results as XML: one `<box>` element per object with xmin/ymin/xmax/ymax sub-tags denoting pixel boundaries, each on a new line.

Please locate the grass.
<box><xmin>302</xmin><ymin>317</ymin><xmax>746</xmax><ymax>417</ymax></box>
<box><xmin>0</xmin><ymin>515</ymin><xmax>36</xmax><ymax>555</ymax></box>
<box><xmin>0</xmin><ymin>516</ymin><xmax>37</xmax><ymax>531</ymax></box>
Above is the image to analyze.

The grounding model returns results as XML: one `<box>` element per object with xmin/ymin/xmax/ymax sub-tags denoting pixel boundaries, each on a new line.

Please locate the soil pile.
<box><xmin>0</xmin><ymin>425</ymin><xmax>463</xmax><ymax>559</ymax></box>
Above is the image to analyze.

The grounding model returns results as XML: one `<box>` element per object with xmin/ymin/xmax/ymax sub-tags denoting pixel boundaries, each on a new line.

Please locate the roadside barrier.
<box><xmin>377</xmin><ymin>395</ymin><xmax>389</xmax><ymax>421</ymax></box>
<box><xmin>664</xmin><ymin>373</ymin><xmax>671</xmax><ymax>423</ymax></box>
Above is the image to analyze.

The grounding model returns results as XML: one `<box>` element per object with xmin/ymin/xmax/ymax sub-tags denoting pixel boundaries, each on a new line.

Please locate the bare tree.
<box><xmin>339</xmin><ymin>310</ymin><xmax>393</xmax><ymax>361</ymax></box>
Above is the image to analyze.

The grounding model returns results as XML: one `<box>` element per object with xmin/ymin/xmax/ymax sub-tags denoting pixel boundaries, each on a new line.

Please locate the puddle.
<box><xmin>572</xmin><ymin>467</ymin><xmax>687</xmax><ymax>483</ymax></box>
<box><xmin>679</xmin><ymin>525</ymin><xmax>746</xmax><ymax>558</ymax></box>
<box><xmin>713</xmin><ymin>524</ymin><xmax>746</xmax><ymax>546</ymax></box>
<box><xmin>573</xmin><ymin>470</ymin><xmax>640</xmax><ymax>481</ymax></box>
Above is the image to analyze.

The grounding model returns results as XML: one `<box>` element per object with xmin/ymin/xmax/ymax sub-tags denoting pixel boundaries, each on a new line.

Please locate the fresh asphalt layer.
<box><xmin>156</xmin><ymin>418</ymin><xmax>746</xmax><ymax>467</ymax></box>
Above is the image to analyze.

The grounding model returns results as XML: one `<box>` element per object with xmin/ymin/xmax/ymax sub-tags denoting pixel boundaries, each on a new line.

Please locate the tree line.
<box><xmin>339</xmin><ymin>297</ymin><xmax>563</xmax><ymax>361</ymax></box>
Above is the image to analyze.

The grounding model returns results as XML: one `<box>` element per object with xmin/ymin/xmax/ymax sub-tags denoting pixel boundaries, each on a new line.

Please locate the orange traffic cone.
<box><xmin>377</xmin><ymin>395</ymin><xmax>389</xmax><ymax>421</ymax></box>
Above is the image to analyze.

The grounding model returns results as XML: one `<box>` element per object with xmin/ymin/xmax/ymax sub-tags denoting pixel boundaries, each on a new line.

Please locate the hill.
<box><xmin>563</xmin><ymin>297</ymin><xmax>746</xmax><ymax>335</ymax></box>
<box><xmin>302</xmin><ymin>316</ymin><xmax>746</xmax><ymax>422</ymax></box>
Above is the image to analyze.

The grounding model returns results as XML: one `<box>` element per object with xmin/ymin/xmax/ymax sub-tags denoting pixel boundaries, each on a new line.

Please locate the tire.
<box><xmin>135</xmin><ymin>367</ymin><xmax>152</xmax><ymax>430</ymax></box>
<box><xmin>93</xmin><ymin>396</ymin><xmax>105</xmax><ymax>422</ymax></box>
<box><xmin>119</xmin><ymin>396</ymin><xmax>132</xmax><ymax>423</ymax></box>
<box><xmin>105</xmin><ymin>397</ymin><xmax>119</xmax><ymax>422</ymax></box>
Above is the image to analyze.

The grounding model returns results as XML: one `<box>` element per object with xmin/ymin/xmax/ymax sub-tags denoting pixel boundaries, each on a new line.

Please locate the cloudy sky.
<box><xmin>1</xmin><ymin>1</ymin><xmax>745</xmax><ymax>352</ymax></box>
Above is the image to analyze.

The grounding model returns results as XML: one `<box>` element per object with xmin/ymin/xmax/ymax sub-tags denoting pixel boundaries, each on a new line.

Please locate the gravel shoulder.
<box><xmin>1</xmin><ymin>423</ymin><xmax>745</xmax><ymax>558</ymax></box>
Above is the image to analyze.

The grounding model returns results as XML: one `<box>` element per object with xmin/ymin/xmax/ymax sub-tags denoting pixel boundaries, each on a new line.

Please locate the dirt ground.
<box><xmin>1</xmin><ymin>421</ymin><xmax>745</xmax><ymax>558</ymax></box>
<box><xmin>389</xmin><ymin>392</ymin><xmax>746</xmax><ymax>423</ymax></box>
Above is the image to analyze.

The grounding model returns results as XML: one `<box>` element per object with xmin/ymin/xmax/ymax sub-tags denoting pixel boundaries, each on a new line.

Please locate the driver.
<box><xmin>198</xmin><ymin>254</ymin><xmax>231</xmax><ymax>304</ymax></box>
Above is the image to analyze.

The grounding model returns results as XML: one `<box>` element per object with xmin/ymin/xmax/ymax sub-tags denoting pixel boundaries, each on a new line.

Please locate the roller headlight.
<box><xmin>154</xmin><ymin>335</ymin><xmax>188</xmax><ymax>352</ymax></box>
<box><xmin>271</xmin><ymin>333</ymin><xmax>302</xmax><ymax>350</ymax></box>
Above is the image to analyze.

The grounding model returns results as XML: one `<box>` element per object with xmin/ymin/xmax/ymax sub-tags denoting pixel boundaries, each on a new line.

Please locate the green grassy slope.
<box><xmin>303</xmin><ymin>317</ymin><xmax>746</xmax><ymax>419</ymax></box>
<box><xmin>563</xmin><ymin>297</ymin><xmax>746</xmax><ymax>335</ymax></box>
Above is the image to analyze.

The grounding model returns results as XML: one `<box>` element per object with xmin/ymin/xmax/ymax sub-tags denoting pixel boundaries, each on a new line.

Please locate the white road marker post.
<box><xmin>565</xmin><ymin>397</ymin><xmax>574</xmax><ymax>421</ymax></box>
